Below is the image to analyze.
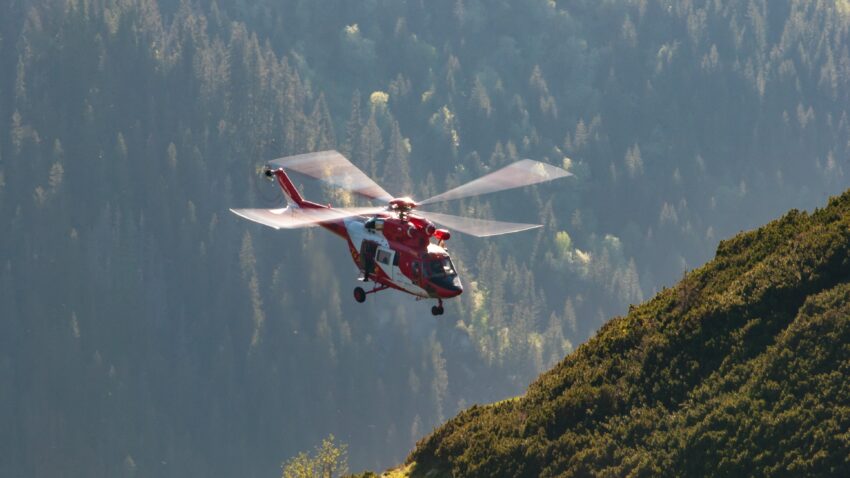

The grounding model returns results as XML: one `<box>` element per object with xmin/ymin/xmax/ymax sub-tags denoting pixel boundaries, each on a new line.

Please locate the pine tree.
<box><xmin>383</xmin><ymin>120</ymin><xmax>412</xmax><ymax>196</ymax></box>
<box><xmin>341</xmin><ymin>90</ymin><xmax>362</xmax><ymax>158</ymax></box>
<box><xmin>310</xmin><ymin>93</ymin><xmax>336</xmax><ymax>151</ymax></box>
<box><xmin>358</xmin><ymin>110</ymin><xmax>383</xmax><ymax>179</ymax></box>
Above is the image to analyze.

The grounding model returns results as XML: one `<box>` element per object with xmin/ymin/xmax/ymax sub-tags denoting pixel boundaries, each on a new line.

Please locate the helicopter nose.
<box><xmin>451</xmin><ymin>276</ymin><xmax>463</xmax><ymax>295</ymax></box>
<box><xmin>433</xmin><ymin>275</ymin><xmax>463</xmax><ymax>298</ymax></box>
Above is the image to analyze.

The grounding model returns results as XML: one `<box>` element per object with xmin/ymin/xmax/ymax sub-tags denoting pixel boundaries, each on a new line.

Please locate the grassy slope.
<box><xmin>394</xmin><ymin>189</ymin><xmax>850</xmax><ymax>477</ymax></box>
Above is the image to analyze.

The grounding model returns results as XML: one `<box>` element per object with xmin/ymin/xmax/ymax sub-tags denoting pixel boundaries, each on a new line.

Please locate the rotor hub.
<box><xmin>388</xmin><ymin>197</ymin><xmax>418</xmax><ymax>211</ymax></box>
<box><xmin>388</xmin><ymin>197</ymin><xmax>418</xmax><ymax>219</ymax></box>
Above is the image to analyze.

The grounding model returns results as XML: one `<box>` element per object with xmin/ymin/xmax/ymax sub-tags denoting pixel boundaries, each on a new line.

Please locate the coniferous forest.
<box><xmin>0</xmin><ymin>0</ymin><xmax>848</xmax><ymax>476</ymax></box>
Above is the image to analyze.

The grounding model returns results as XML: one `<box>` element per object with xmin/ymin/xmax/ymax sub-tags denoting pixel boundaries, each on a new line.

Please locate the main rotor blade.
<box><xmin>268</xmin><ymin>150</ymin><xmax>394</xmax><ymax>202</ymax></box>
<box><xmin>419</xmin><ymin>210</ymin><xmax>542</xmax><ymax>237</ymax></box>
<box><xmin>419</xmin><ymin>159</ymin><xmax>572</xmax><ymax>206</ymax></box>
<box><xmin>230</xmin><ymin>206</ymin><xmax>383</xmax><ymax>230</ymax></box>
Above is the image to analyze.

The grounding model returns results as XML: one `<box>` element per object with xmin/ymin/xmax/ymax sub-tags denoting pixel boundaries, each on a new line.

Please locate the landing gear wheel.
<box><xmin>431</xmin><ymin>305</ymin><xmax>444</xmax><ymax>316</ymax></box>
<box><xmin>354</xmin><ymin>287</ymin><xmax>366</xmax><ymax>303</ymax></box>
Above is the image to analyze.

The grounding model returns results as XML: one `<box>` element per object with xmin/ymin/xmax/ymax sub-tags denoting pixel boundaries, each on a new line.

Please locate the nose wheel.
<box><xmin>431</xmin><ymin>299</ymin><xmax>444</xmax><ymax>316</ymax></box>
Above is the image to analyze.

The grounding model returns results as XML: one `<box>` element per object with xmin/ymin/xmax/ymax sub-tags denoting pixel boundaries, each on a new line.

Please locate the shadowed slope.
<box><xmin>407</xmin><ymin>190</ymin><xmax>850</xmax><ymax>477</ymax></box>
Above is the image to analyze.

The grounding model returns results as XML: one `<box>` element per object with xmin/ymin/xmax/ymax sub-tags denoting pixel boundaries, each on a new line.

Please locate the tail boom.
<box><xmin>266</xmin><ymin>167</ymin><xmax>316</xmax><ymax>208</ymax></box>
<box><xmin>264</xmin><ymin>166</ymin><xmax>348</xmax><ymax>237</ymax></box>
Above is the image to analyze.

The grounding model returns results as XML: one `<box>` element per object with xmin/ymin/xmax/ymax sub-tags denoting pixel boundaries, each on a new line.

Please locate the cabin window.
<box><xmin>376</xmin><ymin>249</ymin><xmax>392</xmax><ymax>265</ymax></box>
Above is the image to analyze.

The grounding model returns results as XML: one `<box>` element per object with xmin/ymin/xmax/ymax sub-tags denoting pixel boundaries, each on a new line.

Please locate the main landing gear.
<box><xmin>354</xmin><ymin>285</ymin><xmax>445</xmax><ymax>316</ymax></box>
<box><xmin>353</xmin><ymin>284</ymin><xmax>388</xmax><ymax>303</ymax></box>
<box><xmin>431</xmin><ymin>299</ymin><xmax>444</xmax><ymax>316</ymax></box>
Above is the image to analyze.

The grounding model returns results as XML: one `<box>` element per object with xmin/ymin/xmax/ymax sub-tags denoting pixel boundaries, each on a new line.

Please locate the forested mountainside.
<box><xmin>404</xmin><ymin>189</ymin><xmax>850</xmax><ymax>477</ymax></box>
<box><xmin>0</xmin><ymin>0</ymin><xmax>848</xmax><ymax>476</ymax></box>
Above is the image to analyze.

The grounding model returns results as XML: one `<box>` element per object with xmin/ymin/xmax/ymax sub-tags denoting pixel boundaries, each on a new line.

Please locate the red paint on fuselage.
<box><xmin>351</xmin><ymin>213</ymin><xmax>462</xmax><ymax>299</ymax></box>
<box><xmin>271</xmin><ymin>168</ymin><xmax>462</xmax><ymax>300</ymax></box>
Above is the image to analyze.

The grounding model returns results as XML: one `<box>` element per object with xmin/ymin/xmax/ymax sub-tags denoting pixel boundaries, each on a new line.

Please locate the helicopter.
<box><xmin>231</xmin><ymin>150</ymin><xmax>571</xmax><ymax>316</ymax></box>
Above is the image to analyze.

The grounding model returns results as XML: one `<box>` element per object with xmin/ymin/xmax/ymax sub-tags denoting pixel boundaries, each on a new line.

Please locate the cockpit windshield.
<box><xmin>426</xmin><ymin>257</ymin><xmax>456</xmax><ymax>278</ymax></box>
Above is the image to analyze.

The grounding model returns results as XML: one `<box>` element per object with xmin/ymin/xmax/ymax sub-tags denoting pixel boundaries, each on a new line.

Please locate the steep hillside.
<box><xmin>405</xmin><ymin>190</ymin><xmax>850</xmax><ymax>477</ymax></box>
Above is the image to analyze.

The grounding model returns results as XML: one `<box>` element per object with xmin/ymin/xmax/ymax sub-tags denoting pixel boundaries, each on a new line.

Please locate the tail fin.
<box><xmin>264</xmin><ymin>166</ymin><xmax>306</xmax><ymax>207</ymax></box>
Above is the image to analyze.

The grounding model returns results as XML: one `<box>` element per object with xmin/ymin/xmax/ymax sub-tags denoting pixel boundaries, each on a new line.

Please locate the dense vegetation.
<box><xmin>407</xmin><ymin>190</ymin><xmax>850</xmax><ymax>476</ymax></box>
<box><xmin>1</xmin><ymin>0</ymin><xmax>848</xmax><ymax>476</ymax></box>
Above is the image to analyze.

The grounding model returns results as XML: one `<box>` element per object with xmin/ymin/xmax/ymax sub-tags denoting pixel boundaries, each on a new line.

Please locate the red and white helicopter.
<box><xmin>231</xmin><ymin>151</ymin><xmax>571</xmax><ymax>315</ymax></box>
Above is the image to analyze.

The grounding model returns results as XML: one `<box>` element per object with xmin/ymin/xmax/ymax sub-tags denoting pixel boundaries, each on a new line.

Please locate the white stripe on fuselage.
<box><xmin>344</xmin><ymin>217</ymin><xmax>430</xmax><ymax>298</ymax></box>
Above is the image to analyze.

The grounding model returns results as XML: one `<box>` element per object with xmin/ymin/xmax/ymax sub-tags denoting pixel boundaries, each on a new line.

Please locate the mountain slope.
<box><xmin>406</xmin><ymin>190</ymin><xmax>850</xmax><ymax>477</ymax></box>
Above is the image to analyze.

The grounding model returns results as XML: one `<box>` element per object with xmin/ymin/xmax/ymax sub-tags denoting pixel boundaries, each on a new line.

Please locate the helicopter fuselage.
<box><xmin>272</xmin><ymin>168</ymin><xmax>463</xmax><ymax>302</ymax></box>
<box><xmin>339</xmin><ymin>215</ymin><xmax>463</xmax><ymax>300</ymax></box>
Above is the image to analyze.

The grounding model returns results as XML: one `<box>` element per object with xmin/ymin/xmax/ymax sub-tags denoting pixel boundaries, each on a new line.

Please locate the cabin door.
<box><xmin>360</xmin><ymin>240</ymin><xmax>378</xmax><ymax>279</ymax></box>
